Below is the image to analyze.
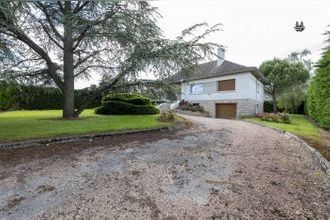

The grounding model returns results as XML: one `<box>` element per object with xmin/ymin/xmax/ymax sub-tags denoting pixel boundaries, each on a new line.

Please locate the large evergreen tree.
<box><xmin>307</xmin><ymin>29</ymin><xmax>330</xmax><ymax>129</ymax></box>
<box><xmin>0</xmin><ymin>1</ymin><xmax>220</xmax><ymax>118</ymax></box>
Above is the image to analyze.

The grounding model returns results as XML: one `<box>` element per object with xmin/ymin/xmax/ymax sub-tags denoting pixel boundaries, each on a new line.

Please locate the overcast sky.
<box><xmin>77</xmin><ymin>0</ymin><xmax>330</xmax><ymax>88</ymax></box>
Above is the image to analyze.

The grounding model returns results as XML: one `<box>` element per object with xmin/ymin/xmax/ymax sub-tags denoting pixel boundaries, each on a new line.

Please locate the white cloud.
<box><xmin>76</xmin><ymin>0</ymin><xmax>330</xmax><ymax>88</ymax></box>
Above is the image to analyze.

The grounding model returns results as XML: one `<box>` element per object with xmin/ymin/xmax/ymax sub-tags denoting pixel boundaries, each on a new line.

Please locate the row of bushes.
<box><xmin>0</xmin><ymin>81</ymin><xmax>101</xmax><ymax>111</ymax></box>
<box><xmin>95</xmin><ymin>93</ymin><xmax>159</xmax><ymax>115</ymax></box>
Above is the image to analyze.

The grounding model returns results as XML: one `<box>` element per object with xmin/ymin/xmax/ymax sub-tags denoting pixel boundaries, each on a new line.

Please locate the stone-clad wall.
<box><xmin>191</xmin><ymin>99</ymin><xmax>259</xmax><ymax>118</ymax></box>
<box><xmin>237</xmin><ymin>99</ymin><xmax>257</xmax><ymax>117</ymax></box>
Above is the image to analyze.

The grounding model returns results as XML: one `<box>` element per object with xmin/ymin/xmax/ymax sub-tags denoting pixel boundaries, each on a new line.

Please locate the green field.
<box><xmin>246</xmin><ymin>114</ymin><xmax>320</xmax><ymax>141</ymax></box>
<box><xmin>0</xmin><ymin>109</ymin><xmax>170</xmax><ymax>142</ymax></box>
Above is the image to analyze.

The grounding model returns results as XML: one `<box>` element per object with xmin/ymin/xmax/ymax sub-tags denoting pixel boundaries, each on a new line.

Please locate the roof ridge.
<box><xmin>198</xmin><ymin>59</ymin><xmax>254</xmax><ymax>69</ymax></box>
<box><xmin>173</xmin><ymin>58</ymin><xmax>266</xmax><ymax>83</ymax></box>
<box><xmin>223</xmin><ymin>60</ymin><xmax>250</xmax><ymax>68</ymax></box>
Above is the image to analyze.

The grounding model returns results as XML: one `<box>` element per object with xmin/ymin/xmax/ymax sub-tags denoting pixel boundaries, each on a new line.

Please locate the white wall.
<box><xmin>181</xmin><ymin>72</ymin><xmax>264</xmax><ymax>103</ymax></box>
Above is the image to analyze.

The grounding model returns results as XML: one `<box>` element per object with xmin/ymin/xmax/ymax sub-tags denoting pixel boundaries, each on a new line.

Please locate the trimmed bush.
<box><xmin>280</xmin><ymin>114</ymin><xmax>292</xmax><ymax>124</ymax></box>
<box><xmin>102</xmin><ymin>93</ymin><xmax>151</xmax><ymax>105</ymax></box>
<box><xmin>95</xmin><ymin>93</ymin><xmax>159</xmax><ymax>115</ymax></box>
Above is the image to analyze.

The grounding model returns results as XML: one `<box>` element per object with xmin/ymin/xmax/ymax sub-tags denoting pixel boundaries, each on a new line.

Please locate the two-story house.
<box><xmin>175</xmin><ymin>48</ymin><xmax>266</xmax><ymax>119</ymax></box>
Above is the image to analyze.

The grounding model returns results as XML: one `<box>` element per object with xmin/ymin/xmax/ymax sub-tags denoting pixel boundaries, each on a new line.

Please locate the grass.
<box><xmin>246</xmin><ymin>114</ymin><xmax>320</xmax><ymax>141</ymax></box>
<box><xmin>0</xmin><ymin>109</ymin><xmax>172</xmax><ymax>142</ymax></box>
<box><xmin>246</xmin><ymin>114</ymin><xmax>330</xmax><ymax>160</ymax></box>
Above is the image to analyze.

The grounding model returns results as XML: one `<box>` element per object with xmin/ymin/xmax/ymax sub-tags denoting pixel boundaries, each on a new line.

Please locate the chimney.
<box><xmin>217</xmin><ymin>47</ymin><xmax>225</xmax><ymax>66</ymax></box>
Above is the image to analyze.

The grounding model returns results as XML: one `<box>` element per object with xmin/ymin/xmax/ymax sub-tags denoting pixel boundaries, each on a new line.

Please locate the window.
<box><xmin>218</xmin><ymin>79</ymin><xmax>235</xmax><ymax>91</ymax></box>
<box><xmin>257</xmin><ymin>82</ymin><xmax>260</xmax><ymax>93</ymax></box>
<box><xmin>191</xmin><ymin>83</ymin><xmax>203</xmax><ymax>94</ymax></box>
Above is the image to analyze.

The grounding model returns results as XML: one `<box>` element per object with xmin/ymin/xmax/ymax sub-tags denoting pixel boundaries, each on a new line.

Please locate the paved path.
<box><xmin>0</xmin><ymin>115</ymin><xmax>329</xmax><ymax>219</ymax></box>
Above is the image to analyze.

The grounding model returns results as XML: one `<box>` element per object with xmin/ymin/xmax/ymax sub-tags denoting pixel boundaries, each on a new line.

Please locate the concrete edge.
<box><xmin>244</xmin><ymin>120</ymin><xmax>330</xmax><ymax>175</ymax></box>
<box><xmin>0</xmin><ymin>122</ymin><xmax>186</xmax><ymax>151</ymax></box>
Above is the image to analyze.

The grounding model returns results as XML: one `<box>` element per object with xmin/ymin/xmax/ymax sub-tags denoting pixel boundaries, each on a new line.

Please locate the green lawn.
<box><xmin>246</xmin><ymin>114</ymin><xmax>320</xmax><ymax>141</ymax></box>
<box><xmin>0</xmin><ymin>109</ymin><xmax>170</xmax><ymax>142</ymax></box>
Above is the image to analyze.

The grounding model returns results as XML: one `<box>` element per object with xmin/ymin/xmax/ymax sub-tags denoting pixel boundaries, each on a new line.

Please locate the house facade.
<box><xmin>176</xmin><ymin>49</ymin><xmax>266</xmax><ymax>118</ymax></box>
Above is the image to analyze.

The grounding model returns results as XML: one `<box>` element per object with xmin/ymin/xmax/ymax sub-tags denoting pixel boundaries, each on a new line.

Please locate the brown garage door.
<box><xmin>216</xmin><ymin>103</ymin><xmax>236</xmax><ymax>119</ymax></box>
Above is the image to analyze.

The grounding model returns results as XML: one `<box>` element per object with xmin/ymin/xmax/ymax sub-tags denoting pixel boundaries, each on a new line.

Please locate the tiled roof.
<box><xmin>173</xmin><ymin>60</ymin><xmax>266</xmax><ymax>83</ymax></box>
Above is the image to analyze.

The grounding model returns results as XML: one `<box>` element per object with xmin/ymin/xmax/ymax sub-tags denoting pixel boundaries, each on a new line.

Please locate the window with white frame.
<box><xmin>190</xmin><ymin>83</ymin><xmax>203</xmax><ymax>94</ymax></box>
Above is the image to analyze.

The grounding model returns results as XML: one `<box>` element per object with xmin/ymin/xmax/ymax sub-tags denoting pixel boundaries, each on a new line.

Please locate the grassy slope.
<box><xmin>246</xmin><ymin>115</ymin><xmax>330</xmax><ymax>160</ymax></box>
<box><xmin>0</xmin><ymin>109</ymin><xmax>169</xmax><ymax>142</ymax></box>
<box><xmin>246</xmin><ymin>115</ymin><xmax>320</xmax><ymax>141</ymax></box>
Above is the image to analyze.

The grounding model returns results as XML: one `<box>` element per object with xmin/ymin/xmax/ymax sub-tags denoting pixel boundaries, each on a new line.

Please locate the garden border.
<box><xmin>245</xmin><ymin>120</ymin><xmax>330</xmax><ymax>175</ymax></box>
<box><xmin>0</xmin><ymin>122</ymin><xmax>186</xmax><ymax>151</ymax></box>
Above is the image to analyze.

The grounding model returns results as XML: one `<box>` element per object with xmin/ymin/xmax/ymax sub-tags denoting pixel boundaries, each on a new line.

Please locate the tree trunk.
<box><xmin>63</xmin><ymin>2</ymin><xmax>75</xmax><ymax>119</ymax></box>
<box><xmin>272</xmin><ymin>91</ymin><xmax>277</xmax><ymax>113</ymax></box>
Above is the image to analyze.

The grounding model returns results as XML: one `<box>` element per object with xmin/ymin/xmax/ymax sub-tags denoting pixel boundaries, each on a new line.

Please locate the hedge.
<box><xmin>306</xmin><ymin>49</ymin><xmax>330</xmax><ymax>129</ymax></box>
<box><xmin>0</xmin><ymin>81</ymin><xmax>101</xmax><ymax>111</ymax></box>
<box><xmin>95</xmin><ymin>93</ymin><xmax>159</xmax><ymax>115</ymax></box>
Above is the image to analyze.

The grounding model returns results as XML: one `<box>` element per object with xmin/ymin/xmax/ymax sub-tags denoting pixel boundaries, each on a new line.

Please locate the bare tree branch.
<box><xmin>74</xmin><ymin>65</ymin><xmax>116</xmax><ymax>77</ymax></box>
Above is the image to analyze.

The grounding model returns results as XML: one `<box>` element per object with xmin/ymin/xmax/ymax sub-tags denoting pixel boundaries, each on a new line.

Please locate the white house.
<box><xmin>174</xmin><ymin>48</ymin><xmax>266</xmax><ymax>118</ymax></box>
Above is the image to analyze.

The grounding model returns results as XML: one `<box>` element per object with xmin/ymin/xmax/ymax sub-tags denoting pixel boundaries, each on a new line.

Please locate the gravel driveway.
<box><xmin>0</xmin><ymin>115</ymin><xmax>329</xmax><ymax>219</ymax></box>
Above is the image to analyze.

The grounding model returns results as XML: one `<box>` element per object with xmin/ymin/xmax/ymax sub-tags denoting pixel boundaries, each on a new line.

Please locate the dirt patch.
<box><xmin>36</xmin><ymin>185</ymin><xmax>56</xmax><ymax>194</ymax></box>
<box><xmin>2</xmin><ymin>196</ymin><xmax>25</xmax><ymax>211</ymax></box>
<box><xmin>303</xmin><ymin>137</ymin><xmax>330</xmax><ymax>161</ymax></box>
<box><xmin>0</xmin><ymin>129</ymin><xmax>182</xmax><ymax>167</ymax></box>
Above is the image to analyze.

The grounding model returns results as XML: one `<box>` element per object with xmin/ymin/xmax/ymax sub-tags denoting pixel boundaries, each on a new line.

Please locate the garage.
<box><xmin>215</xmin><ymin>103</ymin><xmax>237</xmax><ymax>119</ymax></box>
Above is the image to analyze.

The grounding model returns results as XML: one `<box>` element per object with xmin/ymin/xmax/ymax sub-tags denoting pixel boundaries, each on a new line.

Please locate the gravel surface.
<box><xmin>0</xmin><ymin>115</ymin><xmax>329</xmax><ymax>219</ymax></box>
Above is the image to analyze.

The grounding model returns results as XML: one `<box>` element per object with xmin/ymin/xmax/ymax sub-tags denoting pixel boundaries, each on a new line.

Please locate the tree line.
<box><xmin>0</xmin><ymin>81</ymin><xmax>101</xmax><ymax>111</ymax></box>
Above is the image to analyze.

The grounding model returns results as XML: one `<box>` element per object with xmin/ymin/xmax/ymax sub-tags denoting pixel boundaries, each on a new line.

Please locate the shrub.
<box><xmin>280</xmin><ymin>114</ymin><xmax>292</xmax><ymax>124</ymax></box>
<box><xmin>263</xmin><ymin>101</ymin><xmax>274</xmax><ymax>113</ymax></box>
<box><xmin>102</xmin><ymin>93</ymin><xmax>151</xmax><ymax>105</ymax></box>
<box><xmin>178</xmin><ymin>100</ymin><xmax>204</xmax><ymax>113</ymax></box>
<box><xmin>256</xmin><ymin>113</ymin><xmax>264</xmax><ymax>118</ymax></box>
<box><xmin>95</xmin><ymin>101</ymin><xmax>159</xmax><ymax>115</ymax></box>
<box><xmin>261</xmin><ymin>113</ymin><xmax>281</xmax><ymax>123</ymax></box>
<box><xmin>260</xmin><ymin>113</ymin><xmax>292</xmax><ymax>124</ymax></box>
<box><xmin>158</xmin><ymin>111</ymin><xmax>175</xmax><ymax>122</ymax></box>
<box><xmin>95</xmin><ymin>93</ymin><xmax>159</xmax><ymax>115</ymax></box>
